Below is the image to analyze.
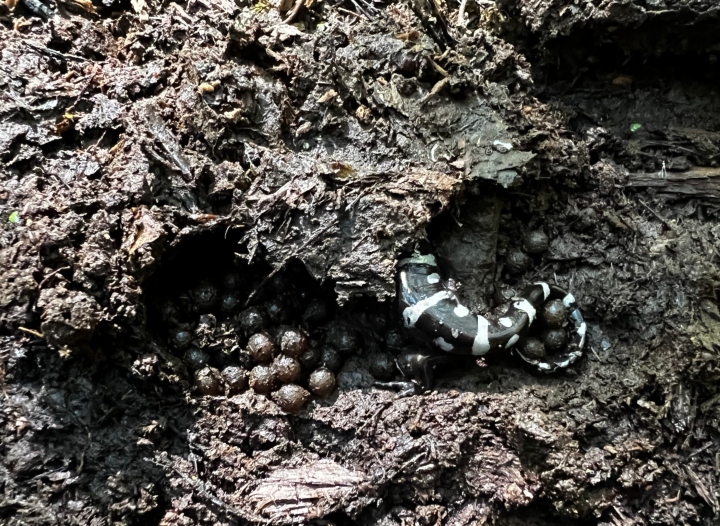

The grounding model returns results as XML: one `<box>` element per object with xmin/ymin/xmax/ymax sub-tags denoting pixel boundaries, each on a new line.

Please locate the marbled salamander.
<box><xmin>397</xmin><ymin>253</ymin><xmax>585</xmax><ymax>383</ymax></box>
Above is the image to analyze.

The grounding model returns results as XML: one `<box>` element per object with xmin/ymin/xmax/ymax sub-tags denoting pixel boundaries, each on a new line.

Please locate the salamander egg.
<box><xmin>280</xmin><ymin>328</ymin><xmax>308</xmax><ymax>357</ymax></box>
<box><xmin>219</xmin><ymin>292</ymin><xmax>241</xmax><ymax>314</ymax></box>
<box><xmin>193</xmin><ymin>281</ymin><xmax>218</xmax><ymax>310</ymax></box>
<box><xmin>524</xmin><ymin>230</ymin><xmax>549</xmax><ymax>254</ymax></box>
<box><xmin>369</xmin><ymin>352</ymin><xmax>395</xmax><ymax>381</ymax></box>
<box><xmin>238</xmin><ymin>306</ymin><xmax>269</xmax><ymax>335</ymax></box>
<box><xmin>299</xmin><ymin>346</ymin><xmax>320</xmax><ymax>369</ymax></box>
<box><xmin>319</xmin><ymin>345</ymin><xmax>342</xmax><ymax>372</ymax></box>
<box><xmin>308</xmin><ymin>367</ymin><xmax>336</xmax><ymax>397</ymax></box>
<box><xmin>249</xmin><ymin>365</ymin><xmax>277</xmax><ymax>394</ymax></box>
<box><xmin>272</xmin><ymin>384</ymin><xmax>310</xmax><ymax>412</ymax></box>
<box><xmin>505</xmin><ymin>250</ymin><xmax>532</xmax><ymax>274</ymax></box>
<box><xmin>247</xmin><ymin>332</ymin><xmax>277</xmax><ymax>363</ymax></box>
<box><xmin>184</xmin><ymin>347</ymin><xmax>209</xmax><ymax>369</ymax></box>
<box><xmin>194</xmin><ymin>366</ymin><xmax>224</xmax><ymax>395</ymax></box>
<box><xmin>542</xmin><ymin>328</ymin><xmax>567</xmax><ymax>350</ymax></box>
<box><xmin>540</xmin><ymin>299</ymin><xmax>567</xmax><ymax>329</ymax></box>
<box><xmin>170</xmin><ymin>329</ymin><xmax>193</xmax><ymax>349</ymax></box>
<box><xmin>272</xmin><ymin>355</ymin><xmax>302</xmax><ymax>383</ymax></box>
<box><xmin>222</xmin><ymin>365</ymin><xmax>248</xmax><ymax>394</ymax></box>
<box><xmin>302</xmin><ymin>299</ymin><xmax>330</xmax><ymax>328</ymax></box>
<box><xmin>519</xmin><ymin>337</ymin><xmax>546</xmax><ymax>359</ymax></box>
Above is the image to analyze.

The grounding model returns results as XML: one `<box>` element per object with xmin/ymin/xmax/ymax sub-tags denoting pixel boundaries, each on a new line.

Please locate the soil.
<box><xmin>2</xmin><ymin>0</ymin><xmax>720</xmax><ymax>524</ymax></box>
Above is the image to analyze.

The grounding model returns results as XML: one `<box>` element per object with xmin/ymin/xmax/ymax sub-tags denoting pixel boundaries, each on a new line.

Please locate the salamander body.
<box><xmin>397</xmin><ymin>253</ymin><xmax>585</xmax><ymax>376</ymax></box>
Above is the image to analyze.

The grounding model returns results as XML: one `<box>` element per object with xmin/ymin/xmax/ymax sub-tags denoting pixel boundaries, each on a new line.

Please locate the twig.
<box><xmin>18</xmin><ymin>326</ymin><xmax>44</xmax><ymax>338</ymax></box>
<box><xmin>457</xmin><ymin>0</ymin><xmax>467</xmax><ymax>26</ymax></box>
<box><xmin>283</xmin><ymin>0</ymin><xmax>303</xmax><ymax>24</ymax></box>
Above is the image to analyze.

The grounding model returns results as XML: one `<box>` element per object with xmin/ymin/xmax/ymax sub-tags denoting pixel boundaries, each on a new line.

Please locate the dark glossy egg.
<box><xmin>194</xmin><ymin>367</ymin><xmax>223</xmax><ymax>395</ymax></box>
<box><xmin>369</xmin><ymin>352</ymin><xmax>395</xmax><ymax>381</ymax></box>
<box><xmin>272</xmin><ymin>355</ymin><xmax>302</xmax><ymax>383</ymax></box>
<box><xmin>540</xmin><ymin>299</ymin><xmax>567</xmax><ymax>329</ymax></box>
<box><xmin>222</xmin><ymin>365</ymin><xmax>248</xmax><ymax>394</ymax></box>
<box><xmin>249</xmin><ymin>365</ymin><xmax>277</xmax><ymax>394</ymax></box>
<box><xmin>524</xmin><ymin>230</ymin><xmax>550</xmax><ymax>254</ymax></box>
<box><xmin>505</xmin><ymin>249</ymin><xmax>532</xmax><ymax>274</ymax></box>
<box><xmin>238</xmin><ymin>306</ymin><xmax>269</xmax><ymax>335</ymax></box>
<box><xmin>519</xmin><ymin>337</ymin><xmax>546</xmax><ymax>359</ymax></box>
<box><xmin>280</xmin><ymin>327</ymin><xmax>308</xmax><ymax>357</ymax></box>
<box><xmin>183</xmin><ymin>347</ymin><xmax>209</xmax><ymax>370</ymax></box>
<box><xmin>308</xmin><ymin>367</ymin><xmax>336</xmax><ymax>397</ymax></box>
<box><xmin>542</xmin><ymin>328</ymin><xmax>567</xmax><ymax>350</ymax></box>
<box><xmin>247</xmin><ymin>332</ymin><xmax>277</xmax><ymax>363</ymax></box>
<box><xmin>272</xmin><ymin>384</ymin><xmax>310</xmax><ymax>412</ymax></box>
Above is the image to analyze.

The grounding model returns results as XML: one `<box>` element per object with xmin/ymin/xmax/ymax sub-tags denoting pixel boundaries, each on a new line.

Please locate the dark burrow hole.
<box><xmin>508</xmin><ymin>12</ymin><xmax>720</xmax><ymax>88</ymax></box>
<box><xmin>143</xmin><ymin>228</ymin><xmax>403</xmax><ymax>409</ymax></box>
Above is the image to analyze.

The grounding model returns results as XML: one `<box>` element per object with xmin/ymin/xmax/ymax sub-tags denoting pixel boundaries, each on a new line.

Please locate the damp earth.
<box><xmin>2</xmin><ymin>0</ymin><xmax>720</xmax><ymax>524</ymax></box>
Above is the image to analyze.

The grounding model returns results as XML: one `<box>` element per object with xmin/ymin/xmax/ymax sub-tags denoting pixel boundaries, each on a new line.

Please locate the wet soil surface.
<box><xmin>2</xmin><ymin>0</ymin><xmax>720</xmax><ymax>524</ymax></box>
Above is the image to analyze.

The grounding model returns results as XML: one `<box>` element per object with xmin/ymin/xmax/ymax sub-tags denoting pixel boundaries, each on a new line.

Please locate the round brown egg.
<box><xmin>247</xmin><ymin>332</ymin><xmax>277</xmax><ymax>363</ymax></box>
<box><xmin>272</xmin><ymin>355</ymin><xmax>302</xmax><ymax>384</ymax></box>
<box><xmin>249</xmin><ymin>365</ymin><xmax>277</xmax><ymax>394</ymax></box>
<box><xmin>523</xmin><ymin>230</ymin><xmax>549</xmax><ymax>254</ymax></box>
<box><xmin>519</xmin><ymin>337</ymin><xmax>546</xmax><ymax>359</ymax></box>
<box><xmin>542</xmin><ymin>328</ymin><xmax>567</xmax><ymax>350</ymax></box>
<box><xmin>308</xmin><ymin>367</ymin><xmax>336</xmax><ymax>397</ymax></box>
<box><xmin>194</xmin><ymin>367</ymin><xmax>224</xmax><ymax>396</ymax></box>
<box><xmin>280</xmin><ymin>327</ymin><xmax>308</xmax><ymax>357</ymax></box>
<box><xmin>222</xmin><ymin>365</ymin><xmax>248</xmax><ymax>394</ymax></box>
<box><xmin>540</xmin><ymin>299</ymin><xmax>567</xmax><ymax>329</ymax></box>
<box><xmin>272</xmin><ymin>384</ymin><xmax>310</xmax><ymax>412</ymax></box>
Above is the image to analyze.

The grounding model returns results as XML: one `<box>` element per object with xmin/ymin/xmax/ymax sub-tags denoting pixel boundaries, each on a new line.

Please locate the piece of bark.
<box><xmin>249</xmin><ymin>460</ymin><xmax>367</xmax><ymax>521</ymax></box>
<box><xmin>627</xmin><ymin>167</ymin><xmax>720</xmax><ymax>200</ymax></box>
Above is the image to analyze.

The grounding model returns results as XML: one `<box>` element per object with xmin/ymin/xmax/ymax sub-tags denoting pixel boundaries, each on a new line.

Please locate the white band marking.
<box><xmin>534</xmin><ymin>282</ymin><xmax>550</xmax><ymax>300</ymax></box>
<box><xmin>427</xmin><ymin>273</ymin><xmax>441</xmax><ymax>284</ymax></box>
<box><xmin>402</xmin><ymin>291</ymin><xmax>452</xmax><ymax>328</ymax></box>
<box><xmin>472</xmin><ymin>316</ymin><xmax>490</xmax><ymax>355</ymax></box>
<box><xmin>505</xmin><ymin>334</ymin><xmax>520</xmax><ymax>348</ymax></box>
<box><xmin>433</xmin><ymin>337</ymin><xmax>454</xmax><ymax>351</ymax></box>
<box><xmin>454</xmin><ymin>304</ymin><xmax>470</xmax><ymax>317</ymax></box>
<box><xmin>562</xmin><ymin>293</ymin><xmax>576</xmax><ymax>307</ymax></box>
<box><xmin>513</xmin><ymin>299</ymin><xmax>536</xmax><ymax>325</ymax></box>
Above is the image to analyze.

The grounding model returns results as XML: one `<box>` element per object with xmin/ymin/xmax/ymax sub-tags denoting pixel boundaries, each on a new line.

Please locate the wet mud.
<box><xmin>1</xmin><ymin>0</ymin><xmax>720</xmax><ymax>524</ymax></box>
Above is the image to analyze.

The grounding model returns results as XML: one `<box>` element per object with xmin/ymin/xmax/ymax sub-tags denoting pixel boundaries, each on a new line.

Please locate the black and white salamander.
<box><xmin>396</xmin><ymin>253</ymin><xmax>586</xmax><ymax>387</ymax></box>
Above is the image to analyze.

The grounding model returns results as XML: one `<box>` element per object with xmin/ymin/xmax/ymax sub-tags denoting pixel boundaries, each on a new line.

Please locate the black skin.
<box><xmin>375</xmin><ymin>348</ymin><xmax>450</xmax><ymax>394</ymax></box>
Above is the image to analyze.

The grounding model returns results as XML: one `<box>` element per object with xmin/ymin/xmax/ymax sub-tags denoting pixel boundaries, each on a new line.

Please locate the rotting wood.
<box><xmin>626</xmin><ymin>167</ymin><xmax>720</xmax><ymax>200</ymax></box>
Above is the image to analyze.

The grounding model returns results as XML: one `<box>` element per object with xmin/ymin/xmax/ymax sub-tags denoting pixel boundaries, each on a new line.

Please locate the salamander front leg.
<box><xmin>374</xmin><ymin>348</ymin><xmax>451</xmax><ymax>394</ymax></box>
